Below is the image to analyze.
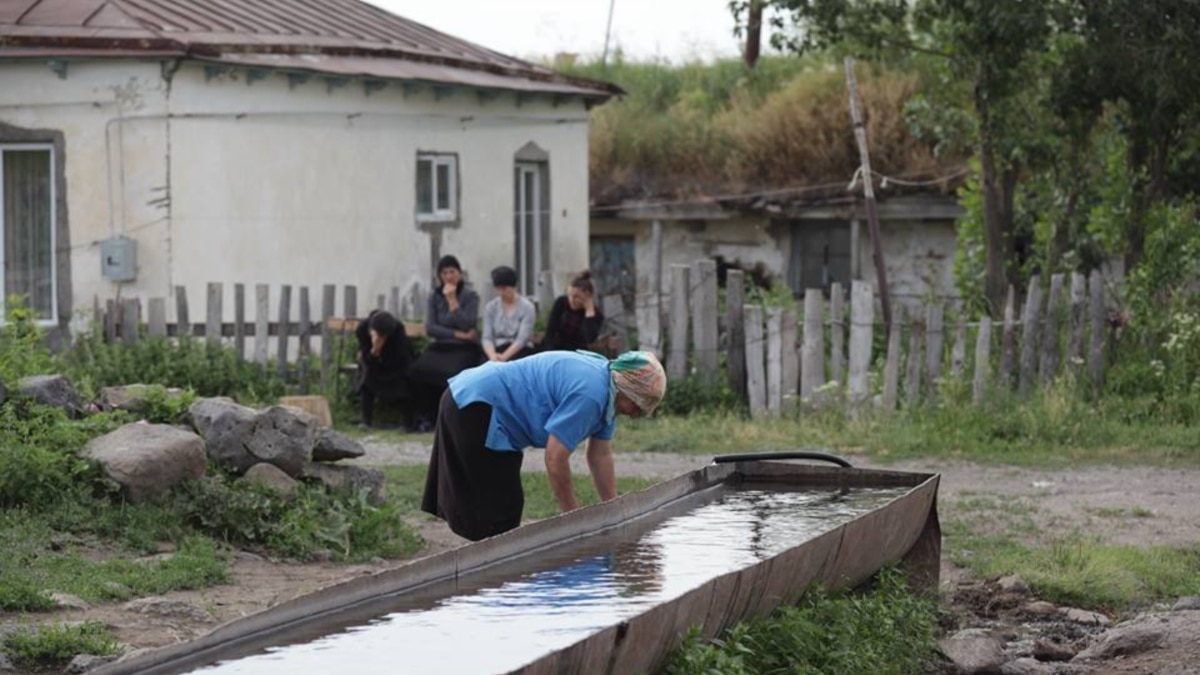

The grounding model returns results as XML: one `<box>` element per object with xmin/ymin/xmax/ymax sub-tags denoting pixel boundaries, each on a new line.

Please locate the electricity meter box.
<box><xmin>100</xmin><ymin>237</ymin><xmax>137</xmax><ymax>282</ymax></box>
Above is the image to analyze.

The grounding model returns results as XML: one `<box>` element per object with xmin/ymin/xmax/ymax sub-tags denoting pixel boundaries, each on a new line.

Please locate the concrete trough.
<box><xmin>94</xmin><ymin>457</ymin><xmax>940</xmax><ymax>675</ymax></box>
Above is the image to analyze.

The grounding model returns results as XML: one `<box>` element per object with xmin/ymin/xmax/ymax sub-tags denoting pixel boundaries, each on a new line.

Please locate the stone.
<box><xmin>50</xmin><ymin>592</ymin><xmax>91</xmax><ymax>611</ymax></box>
<box><xmin>1062</xmin><ymin>608</ymin><xmax>1111</xmax><ymax>627</ymax></box>
<box><xmin>99</xmin><ymin>384</ymin><xmax>186</xmax><ymax>413</ymax></box>
<box><xmin>17</xmin><ymin>374</ymin><xmax>82</xmax><ymax>417</ymax></box>
<box><xmin>100</xmin><ymin>581</ymin><xmax>133</xmax><ymax>601</ymax></box>
<box><xmin>1074</xmin><ymin>623</ymin><xmax>1167</xmax><ymax>661</ymax></box>
<box><xmin>278</xmin><ymin>395</ymin><xmax>332</xmax><ymax>426</ymax></box>
<box><xmin>83</xmin><ymin>423</ymin><xmax>207</xmax><ymax>502</ymax></box>
<box><xmin>302</xmin><ymin>463</ymin><xmax>386</xmax><ymax>505</ymax></box>
<box><xmin>997</xmin><ymin>574</ymin><xmax>1031</xmax><ymax>595</ymax></box>
<box><xmin>938</xmin><ymin>629</ymin><xmax>1006</xmax><ymax>675</ymax></box>
<box><xmin>1173</xmin><ymin>596</ymin><xmax>1200</xmax><ymax>611</ymax></box>
<box><xmin>0</xmin><ymin>654</ymin><xmax>13</xmax><ymax>672</ymax></box>
<box><xmin>244</xmin><ymin>405</ymin><xmax>319</xmax><ymax>477</ymax></box>
<box><xmin>241</xmin><ymin>463</ymin><xmax>299</xmax><ymax>498</ymax></box>
<box><xmin>1032</xmin><ymin>638</ymin><xmax>1076</xmax><ymax>662</ymax></box>
<box><xmin>1021</xmin><ymin>601</ymin><xmax>1059</xmax><ymax>618</ymax></box>
<box><xmin>1000</xmin><ymin>658</ymin><xmax>1055</xmax><ymax>675</ymax></box>
<box><xmin>312</xmin><ymin>428</ymin><xmax>366</xmax><ymax>462</ymax></box>
<box><xmin>65</xmin><ymin>654</ymin><xmax>118</xmax><ymax>673</ymax></box>
<box><xmin>122</xmin><ymin>597</ymin><xmax>213</xmax><ymax>623</ymax></box>
<box><xmin>188</xmin><ymin>397</ymin><xmax>259</xmax><ymax>474</ymax></box>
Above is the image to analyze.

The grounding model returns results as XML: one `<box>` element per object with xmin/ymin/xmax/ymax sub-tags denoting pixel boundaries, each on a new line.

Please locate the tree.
<box><xmin>732</xmin><ymin>0</ymin><xmax>1062</xmax><ymax>313</ymax></box>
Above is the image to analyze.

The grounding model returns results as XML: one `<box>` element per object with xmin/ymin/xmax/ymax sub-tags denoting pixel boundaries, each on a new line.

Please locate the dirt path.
<box><xmin>6</xmin><ymin>438</ymin><xmax>1199</xmax><ymax>673</ymax></box>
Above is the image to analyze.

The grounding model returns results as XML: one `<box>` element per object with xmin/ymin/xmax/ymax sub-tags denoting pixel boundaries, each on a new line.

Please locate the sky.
<box><xmin>366</xmin><ymin>0</ymin><xmax>765</xmax><ymax>63</ymax></box>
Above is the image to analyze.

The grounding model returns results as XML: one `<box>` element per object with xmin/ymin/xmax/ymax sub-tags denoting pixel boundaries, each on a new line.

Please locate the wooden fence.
<box><xmin>97</xmin><ymin>263</ymin><xmax>1117</xmax><ymax>417</ymax></box>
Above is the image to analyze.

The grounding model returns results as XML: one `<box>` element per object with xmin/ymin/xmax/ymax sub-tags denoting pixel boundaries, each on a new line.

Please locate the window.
<box><xmin>416</xmin><ymin>153</ymin><xmax>457</xmax><ymax>221</ymax></box>
<box><xmin>1</xmin><ymin>144</ymin><xmax>56</xmax><ymax>322</ymax></box>
<box><xmin>514</xmin><ymin>161</ymin><xmax>550</xmax><ymax>294</ymax></box>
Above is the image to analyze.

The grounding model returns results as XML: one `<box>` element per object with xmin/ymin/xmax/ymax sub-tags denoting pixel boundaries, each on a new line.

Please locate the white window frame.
<box><xmin>515</xmin><ymin>162</ymin><xmax>543</xmax><ymax>295</ymax></box>
<box><xmin>0</xmin><ymin>143</ymin><xmax>58</xmax><ymax>326</ymax></box>
<box><xmin>416</xmin><ymin>153</ymin><xmax>457</xmax><ymax>222</ymax></box>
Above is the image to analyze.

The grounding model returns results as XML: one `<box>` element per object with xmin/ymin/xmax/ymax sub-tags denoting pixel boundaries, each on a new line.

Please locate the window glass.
<box><xmin>2</xmin><ymin>148</ymin><xmax>54</xmax><ymax>319</ymax></box>
<box><xmin>416</xmin><ymin>158</ymin><xmax>434</xmax><ymax>214</ymax></box>
<box><xmin>435</xmin><ymin>161</ymin><xmax>451</xmax><ymax>212</ymax></box>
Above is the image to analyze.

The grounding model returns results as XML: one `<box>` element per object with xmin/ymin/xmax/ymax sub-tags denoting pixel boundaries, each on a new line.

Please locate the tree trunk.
<box><xmin>1124</xmin><ymin>131</ymin><xmax>1171</xmax><ymax>271</ymax></box>
<box><xmin>744</xmin><ymin>0</ymin><xmax>764</xmax><ymax>69</ymax></box>
<box><xmin>976</xmin><ymin>84</ymin><xmax>1011</xmax><ymax>316</ymax></box>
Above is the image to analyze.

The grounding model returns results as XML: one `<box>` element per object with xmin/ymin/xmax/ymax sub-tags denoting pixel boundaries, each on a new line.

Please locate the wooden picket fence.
<box><xmin>624</xmin><ymin>261</ymin><xmax>1116</xmax><ymax>419</ymax></box>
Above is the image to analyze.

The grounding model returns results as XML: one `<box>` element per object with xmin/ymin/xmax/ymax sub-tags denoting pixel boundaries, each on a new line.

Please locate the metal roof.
<box><xmin>0</xmin><ymin>0</ymin><xmax>620</xmax><ymax>98</ymax></box>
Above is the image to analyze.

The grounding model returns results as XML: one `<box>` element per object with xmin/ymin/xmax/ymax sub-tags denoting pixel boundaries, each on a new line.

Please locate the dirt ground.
<box><xmin>5</xmin><ymin>439</ymin><xmax>1199</xmax><ymax>673</ymax></box>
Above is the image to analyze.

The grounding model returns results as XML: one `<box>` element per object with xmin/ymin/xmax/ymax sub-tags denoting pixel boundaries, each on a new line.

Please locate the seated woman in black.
<box><xmin>406</xmin><ymin>254</ymin><xmax>483</xmax><ymax>428</ymax></box>
<box><xmin>355</xmin><ymin>310</ymin><xmax>415</xmax><ymax>429</ymax></box>
<box><xmin>540</xmin><ymin>269</ymin><xmax>605</xmax><ymax>352</ymax></box>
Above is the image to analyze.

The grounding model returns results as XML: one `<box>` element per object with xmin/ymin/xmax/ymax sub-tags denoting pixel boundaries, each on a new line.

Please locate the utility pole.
<box><xmin>843</xmin><ymin>57</ymin><xmax>893</xmax><ymax>332</ymax></box>
<box><xmin>743</xmin><ymin>0</ymin><xmax>764</xmax><ymax>69</ymax></box>
<box><xmin>601</xmin><ymin>0</ymin><xmax>616</xmax><ymax>67</ymax></box>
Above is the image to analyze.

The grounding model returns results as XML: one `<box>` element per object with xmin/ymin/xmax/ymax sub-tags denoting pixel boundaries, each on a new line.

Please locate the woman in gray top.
<box><xmin>482</xmin><ymin>266</ymin><xmax>537</xmax><ymax>362</ymax></box>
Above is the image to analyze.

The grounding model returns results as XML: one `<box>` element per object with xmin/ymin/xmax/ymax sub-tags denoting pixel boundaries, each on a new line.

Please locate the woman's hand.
<box><xmin>453</xmin><ymin>328</ymin><xmax>478</xmax><ymax>341</ymax></box>
<box><xmin>370</xmin><ymin>333</ymin><xmax>386</xmax><ymax>357</ymax></box>
<box><xmin>582</xmin><ymin>293</ymin><xmax>596</xmax><ymax>317</ymax></box>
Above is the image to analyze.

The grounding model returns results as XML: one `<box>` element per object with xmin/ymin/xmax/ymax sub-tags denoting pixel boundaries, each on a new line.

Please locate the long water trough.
<box><xmin>96</xmin><ymin>456</ymin><xmax>940</xmax><ymax>675</ymax></box>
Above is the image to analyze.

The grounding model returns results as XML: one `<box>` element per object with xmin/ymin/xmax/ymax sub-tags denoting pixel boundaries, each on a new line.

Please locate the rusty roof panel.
<box><xmin>0</xmin><ymin>0</ymin><xmax>620</xmax><ymax>98</ymax></box>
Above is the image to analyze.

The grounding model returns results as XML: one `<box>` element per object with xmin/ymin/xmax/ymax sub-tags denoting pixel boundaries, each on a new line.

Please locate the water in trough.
<box><xmin>191</xmin><ymin>484</ymin><xmax>909</xmax><ymax>674</ymax></box>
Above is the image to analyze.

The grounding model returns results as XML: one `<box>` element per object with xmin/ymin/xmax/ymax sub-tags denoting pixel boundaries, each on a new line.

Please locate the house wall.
<box><xmin>0</xmin><ymin>59</ymin><xmax>592</xmax><ymax>328</ymax></box>
<box><xmin>859</xmin><ymin>219</ymin><xmax>958</xmax><ymax>309</ymax></box>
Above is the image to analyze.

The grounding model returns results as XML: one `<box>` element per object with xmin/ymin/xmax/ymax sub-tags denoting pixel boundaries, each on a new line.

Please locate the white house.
<box><xmin>0</xmin><ymin>0</ymin><xmax>618</xmax><ymax>335</ymax></box>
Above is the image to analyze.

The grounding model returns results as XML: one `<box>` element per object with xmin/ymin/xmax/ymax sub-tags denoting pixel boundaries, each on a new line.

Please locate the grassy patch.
<box><xmin>380</xmin><ymin>465</ymin><xmax>660</xmax><ymax>521</ymax></box>
<box><xmin>663</xmin><ymin>568</ymin><xmax>939</xmax><ymax>675</ymax></box>
<box><xmin>1</xmin><ymin>621</ymin><xmax>121</xmax><ymax>667</ymax></box>
<box><xmin>1084</xmin><ymin>506</ymin><xmax>1155</xmax><ymax>519</ymax></box>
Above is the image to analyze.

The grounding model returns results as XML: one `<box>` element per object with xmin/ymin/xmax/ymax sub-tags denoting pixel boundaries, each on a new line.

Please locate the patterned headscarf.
<box><xmin>609</xmin><ymin>351</ymin><xmax>667</xmax><ymax>418</ymax></box>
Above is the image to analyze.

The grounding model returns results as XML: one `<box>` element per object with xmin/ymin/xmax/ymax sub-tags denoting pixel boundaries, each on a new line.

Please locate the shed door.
<box><xmin>789</xmin><ymin>220</ymin><xmax>851</xmax><ymax>295</ymax></box>
<box><xmin>589</xmin><ymin>236</ymin><xmax>635</xmax><ymax>310</ymax></box>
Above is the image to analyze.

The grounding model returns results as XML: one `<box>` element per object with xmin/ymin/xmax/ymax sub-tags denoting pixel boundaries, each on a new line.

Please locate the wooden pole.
<box><xmin>344</xmin><ymin>285</ymin><xmax>358</xmax><ymax>320</ymax></box>
<box><xmin>298</xmin><ymin>286</ymin><xmax>312</xmax><ymax>394</ymax></box>
<box><xmin>881</xmin><ymin>307</ymin><xmax>902</xmax><ymax>412</ymax></box>
<box><xmin>206</xmin><ymin>282</ymin><xmax>223</xmax><ymax>345</ymax></box>
<box><xmin>1088</xmin><ymin>271</ymin><xmax>1106</xmax><ymax>387</ymax></box>
<box><xmin>903</xmin><ymin>315</ymin><xmax>924</xmax><ymax>407</ymax></box>
<box><xmin>1040</xmin><ymin>273</ymin><xmax>1065</xmax><ymax>383</ymax></box>
<box><xmin>766</xmin><ymin>307</ymin><xmax>783</xmax><ymax>416</ymax></box>
<box><xmin>844</xmin><ymin>57</ymin><xmax>892</xmax><ymax>332</ymax></box>
<box><xmin>744</xmin><ymin>305</ymin><xmax>766</xmax><ymax>419</ymax></box>
<box><xmin>829</xmin><ymin>282</ymin><xmax>846</xmax><ymax>389</ymax></box>
<box><xmin>781</xmin><ymin>307</ymin><xmax>799</xmax><ymax>414</ymax></box>
<box><xmin>1018</xmin><ymin>280</ymin><xmax>1043</xmax><ymax>398</ymax></box>
<box><xmin>234</xmin><ymin>283</ymin><xmax>246</xmax><ymax>359</ymax></box>
<box><xmin>147</xmin><ymin>298</ymin><xmax>167</xmax><ymax>338</ymax></box>
<box><xmin>692</xmin><ymin>259</ymin><xmax>719</xmax><ymax>379</ymax></box>
<box><xmin>973</xmin><ymin>317</ymin><xmax>993</xmax><ymax>405</ymax></box>
<box><xmin>925</xmin><ymin>301</ymin><xmax>944</xmax><ymax>398</ymax></box>
<box><xmin>254</xmin><ymin>284</ymin><xmax>269</xmax><ymax>367</ymax></box>
<box><xmin>667</xmin><ymin>264</ymin><xmax>690</xmax><ymax>381</ymax></box>
<box><xmin>1067</xmin><ymin>272</ymin><xmax>1086</xmax><ymax>372</ymax></box>
<box><xmin>847</xmin><ymin>280</ymin><xmax>873</xmax><ymax>410</ymax></box>
<box><xmin>174</xmin><ymin>286</ymin><xmax>190</xmax><ymax>338</ymax></box>
<box><xmin>725</xmin><ymin>268</ymin><xmax>747</xmax><ymax>400</ymax></box>
<box><xmin>321</xmin><ymin>284</ymin><xmax>336</xmax><ymax>388</ymax></box>
<box><xmin>277</xmin><ymin>284</ymin><xmax>292</xmax><ymax>381</ymax></box>
<box><xmin>800</xmin><ymin>289</ymin><xmax>825</xmax><ymax>401</ymax></box>
<box><xmin>1000</xmin><ymin>285</ymin><xmax>1017</xmax><ymax>389</ymax></box>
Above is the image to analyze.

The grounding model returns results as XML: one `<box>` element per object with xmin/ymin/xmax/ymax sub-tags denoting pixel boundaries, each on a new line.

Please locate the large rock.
<box><xmin>939</xmin><ymin>628</ymin><xmax>1007</xmax><ymax>675</ymax></box>
<box><xmin>122</xmin><ymin>597</ymin><xmax>212</xmax><ymax>623</ymax></box>
<box><xmin>241</xmin><ymin>463</ymin><xmax>298</xmax><ymax>498</ymax></box>
<box><xmin>312</xmin><ymin>428</ymin><xmax>366</xmax><ymax>462</ymax></box>
<box><xmin>17</xmin><ymin>374</ymin><xmax>82</xmax><ymax>417</ymax></box>
<box><xmin>100</xmin><ymin>384</ymin><xmax>187</xmax><ymax>413</ymax></box>
<box><xmin>244</xmin><ymin>406</ymin><xmax>318</xmax><ymax>477</ymax></box>
<box><xmin>1062</xmin><ymin>608</ymin><xmax>1111</xmax><ymax>627</ymax></box>
<box><xmin>999</xmin><ymin>658</ymin><xmax>1055</xmax><ymax>675</ymax></box>
<box><xmin>303</xmin><ymin>463</ymin><xmax>386</xmax><ymax>505</ymax></box>
<box><xmin>188</xmin><ymin>397</ymin><xmax>258</xmax><ymax>474</ymax></box>
<box><xmin>65</xmin><ymin>654</ymin><xmax>118</xmax><ymax>674</ymax></box>
<box><xmin>1074</xmin><ymin>623</ymin><xmax>1167</xmax><ymax>661</ymax></box>
<box><xmin>1173</xmin><ymin>596</ymin><xmax>1200</xmax><ymax>611</ymax></box>
<box><xmin>84</xmin><ymin>423</ymin><xmax>207</xmax><ymax>502</ymax></box>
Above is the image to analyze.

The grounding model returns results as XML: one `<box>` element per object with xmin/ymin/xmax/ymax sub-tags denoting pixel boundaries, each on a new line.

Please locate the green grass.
<box><xmin>1</xmin><ymin>621</ymin><xmax>121</xmax><ymax>667</ymax></box>
<box><xmin>380</xmin><ymin>465</ymin><xmax>660</xmax><ymax>521</ymax></box>
<box><xmin>663</xmin><ymin>568</ymin><xmax>939</xmax><ymax>675</ymax></box>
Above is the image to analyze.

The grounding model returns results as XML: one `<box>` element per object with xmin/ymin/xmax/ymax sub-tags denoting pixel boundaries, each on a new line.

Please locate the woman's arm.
<box><xmin>541</xmin><ymin>296</ymin><xmax>566</xmax><ymax>348</ymax></box>
<box><xmin>545</xmin><ymin>435</ymin><xmax>578</xmax><ymax>512</ymax></box>
<box><xmin>424</xmin><ymin>292</ymin><xmax>456</xmax><ymax>340</ymax></box>
<box><xmin>481</xmin><ymin>299</ymin><xmax>498</xmax><ymax>357</ymax></box>
<box><xmin>585</xmin><ymin>437</ymin><xmax>617</xmax><ymax>502</ymax></box>
<box><xmin>578</xmin><ymin>305</ymin><xmax>605</xmax><ymax>344</ymax></box>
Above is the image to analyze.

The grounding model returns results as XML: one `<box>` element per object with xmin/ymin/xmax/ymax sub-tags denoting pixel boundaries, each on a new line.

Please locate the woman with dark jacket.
<box><xmin>406</xmin><ymin>255</ymin><xmax>484</xmax><ymax>427</ymax></box>
<box><xmin>540</xmin><ymin>270</ymin><xmax>604</xmax><ymax>352</ymax></box>
<box><xmin>355</xmin><ymin>310</ymin><xmax>416</xmax><ymax>429</ymax></box>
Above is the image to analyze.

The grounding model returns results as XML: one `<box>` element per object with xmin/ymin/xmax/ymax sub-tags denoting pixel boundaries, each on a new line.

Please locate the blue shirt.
<box><xmin>448</xmin><ymin>351</ymin><xmax>616</xmax><ymax>452</ymax></box>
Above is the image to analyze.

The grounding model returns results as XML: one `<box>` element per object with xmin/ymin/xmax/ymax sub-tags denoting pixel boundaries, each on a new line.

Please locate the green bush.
<box><xmin>0</xmin><ymin>297</ymin><xmax>57</xmax><ymax>383</ymax></box>
<box><xmin>0</xmin><ymin>573</ymin><xmax>53</xmax><ymax>612</ymax></box>
<box><xmin>0</xmin><ymin>403</ymin><xmax>115</xmax><ymax>509</ymax></box>
<box><xmin>64</xmin><ymin>335</ymin><xmax>283</xmax><ymax>402</ymax></box>
<box><xmin>658</xmin><ymin>374</ymin><xmax>745</xmax><ymax>417</ymax></box>
<box><xmin>2</xmin><ymin>621</ymin><xmax>120</xmax><ymax>666</ymax></box>
<box><xmin>664</xmin><ymin>568</ymin><xmax>938</xmax><ymax>675</ymax></box>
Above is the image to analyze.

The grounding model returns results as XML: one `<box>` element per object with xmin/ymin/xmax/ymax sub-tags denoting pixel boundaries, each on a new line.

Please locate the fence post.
<box><xmin>800</xmin><ymin>289</ymin><xmax>824</xmax><ymax>402</ymax></box>
<box><xmin>692</xmin><ymin>259</ymin><xmax>719</xmax><ymax>380</ymax></box>
<box><xmin>904</xmin><ymin>313</ymin><xmax>924</xmax><ymax>407</ymax></box>
<box><xmin>974</xmin><ymin>312</ymin><xmax>993</xmax><ymax>401</ymax></box>
<box><xmin>925</xmin><ymin>301</ymin><xmax>944</xmax><ymax>397</ymax></box>
<box><xmin>120</xmin><ymin>298</ymin><xmax>140</xmax><ymax>345</ymax></box>
<box><xmin>104</xmin><ymin>299</ymin><xmax>116</xmax><ymax>342</ymax></box>
<box><xmin>1040</xmin><ymin>273</ymin><xmax>1065</xmax><ymax>383</ymax></box>
<box><xmin>205</xmin><ymin>282</ymin><xmax>222</xmax><ymax>345</ymax></box>
<box><xmin>388</xmin><ymin>286</ymin><xmax>401</xmax><ymax>317</ymax></box>
<box><xmin>277</xmin><ymin>285</ymin><xmax>292</xmax><ymax>381</ymax></box>
<box><xmin>881</xmin><ymin>307</ymin><xmax>902</xmax><ymax>412</ymax></box>
<box><xmin>537</xmin><ymin>270</ymin><xmax>555</xmax><ymax>315</ymax></box>
<box><xmin>376</xmin><ymin>294</ymin><xmax>385</xmax><ymax>311</ymax></box>
<box><xmin>725</xmin><ymin>268</ymin><xmax>746</xmax><ymax>401</ymax></box>
<box><xmin>148</xmin><ymin>298</ymin><xmax>167</xmax><ymax>338</ymax></box>
<box><xmin>667</xmin><ymin>264</ymin><xmax>690</xmax><ymax>381</ymax></box>
<box><xmin>1067</xmin><ymin>272</ymin><xmax>1086</xmax><ymax>371</ymax></box>
<box><xmin>298</xmin><ymin>286</ymin><xmax>312</xmax><ymax>394</ymax></box>
<box><xmin>1018</xmin><ymin>280</ymin><xmax>1043</xmax><ymax>398</ymax></box>
<box><xmin>744</xmin><ymin>305</ymin><xmax>766</xmax><ymax>419</ymax></box>
<box><xmin>1000</xmin><ymin>285</ymin><xmax>1017</xmax><ymax>389</ymax></box>
<box><xmin>344</xmin><ymin>285</ymin><xmax>358</xmax><ymax>320</ymax></box>
<box><xmin>950</xmin><ymin>318</ymin><xmax>967</xmax><ymax>379</ymax></box>
<box><xmin>766</xmin><ymin>307</ymin><xmax>783</xmax><ymax>416</ymax></box>
<box><xmin>829</xmin><ymin>282</ymin><xmax>846</xmax><ymax>390</ymax></box>
<box><xmin>635</xmin><ymin>291</ymin><xmax>662</xmax><ymax>357</ymax></box>
<box><xmin>174</xmin><ymin>286</ymin><xmax>190</xmax><ymax>338</ymax></box>
<box><xmin>321</xmin><ymin>284</ymin><xmax>336</xmax><ymax>388</ymax></box>
<box><xmin>255</xmin><ymin>284</ymin><xmax>270</xmax><ymax>367</ymax></box>
<box><xmin>234</xmin><ymin>283</ymin><xmax>246</xmax><ymax>359</ymax></box>
<box><xmin>1088</xmin><ymin>271</ymin><xmax>1106</xmax><ymax>387</ymax></box>
<box><xmin>781</xmin><ymin>307</ymin><xmax>799</xmax><ymax>415</ymax></box>
<box><xmin>847</xmin><ymin>280</ymin><xmax>873</xmax><ymax>410</ymax></box>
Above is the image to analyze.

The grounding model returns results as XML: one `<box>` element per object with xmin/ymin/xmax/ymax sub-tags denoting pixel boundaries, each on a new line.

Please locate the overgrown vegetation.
<box><xmin>2</xmin><ymin>621</ymin><xmax>121</xmax><ymax>667</ymax></box>
<box><xmin>663</xmin><ymin>568</ymin><xmax>939</xmax><ymax>675</ymax></box>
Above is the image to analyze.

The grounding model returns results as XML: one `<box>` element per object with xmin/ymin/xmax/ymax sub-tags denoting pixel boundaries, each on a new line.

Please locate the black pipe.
<box><xmin>711</xmin><ymin>451</ymin><xmax>853</xmax><ymax>468</ymax></box>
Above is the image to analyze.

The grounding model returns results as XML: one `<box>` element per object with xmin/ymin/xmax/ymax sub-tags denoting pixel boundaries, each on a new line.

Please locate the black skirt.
<box><xmin>420</xmin><ymin>390</ymin><xmax>525</xmax><ymax>541</ymax></box>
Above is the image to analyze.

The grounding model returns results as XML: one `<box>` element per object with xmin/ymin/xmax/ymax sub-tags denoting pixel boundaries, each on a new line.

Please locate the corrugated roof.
<box><xmin>0</xmin><ymin>0</ymin><xmax>620</xmax><ymax>98</ymax></box>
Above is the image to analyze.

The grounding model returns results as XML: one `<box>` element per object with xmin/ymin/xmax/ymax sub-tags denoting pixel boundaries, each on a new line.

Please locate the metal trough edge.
<box><xmin>93</xmin><ymin>461</ymin><xmax>939</xmax><ymax>675</ymax></box>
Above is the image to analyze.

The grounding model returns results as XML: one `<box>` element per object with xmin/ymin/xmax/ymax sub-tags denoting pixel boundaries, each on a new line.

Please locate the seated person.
<box><xmin>540</xmin><ymin>269</ymin><xmax>604</xmax><ymax>352</ymax></box>
<box><xmin>482</xmin><ymin>265</ymin><xmax>537</xmax><ymax>363</ymax></box>
<box><xmin>354</xmin><ymin>310</ymin><xmax>415</xmax><ymax>429</ymax></box>
<box><xmin>406</xmin><ymin>254</ymin><xmax>484</xmax><ymax>428</ymax></box>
